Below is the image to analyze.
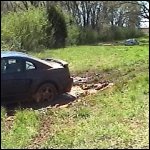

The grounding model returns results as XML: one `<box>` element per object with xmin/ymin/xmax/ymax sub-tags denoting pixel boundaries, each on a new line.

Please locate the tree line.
<box><xmin>1</xmin><ymin>1</ymin><xmax>148</xmax><ymax>51</ymax></box>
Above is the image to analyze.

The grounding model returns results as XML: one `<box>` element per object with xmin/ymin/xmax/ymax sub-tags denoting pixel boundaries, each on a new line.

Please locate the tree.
<box><xmin>139</xmin><ymin>1</ymin><xmax>149</xmax><ymax>20</ymax></box>
<box><xmin>46</xmin><ymin>5</ymin><xmax>67</xmax><ymax>48</ymax></box>
<box><xmin>59</xmin><ymin>1</ymin><xmax>142</xmax><ymax>29</ymax></box>
<box><xmin>118</xmin><ymin>1</ymin><xmax>149</xmax><ymax>20</ymax></box>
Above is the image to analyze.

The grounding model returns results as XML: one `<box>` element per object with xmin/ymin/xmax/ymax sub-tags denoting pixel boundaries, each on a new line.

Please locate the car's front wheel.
<box><xmin>33</xmin><ymin>83</ymin><xmax>57</xmax><ymax>103</ymax></box>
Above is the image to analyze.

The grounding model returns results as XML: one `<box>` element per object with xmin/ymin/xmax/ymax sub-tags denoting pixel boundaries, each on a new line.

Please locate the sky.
<box><xmin>141</xmin><ymin>20</ymin><xmax>149</xmax><ymax>28</ymax></box>
<box><xmin>140</xmin><ymin>1</ymin><xmax>149</xmax><ymax>28</ymax></box>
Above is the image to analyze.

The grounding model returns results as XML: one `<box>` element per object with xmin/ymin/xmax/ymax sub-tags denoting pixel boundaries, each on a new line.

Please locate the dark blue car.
<box><xmin>1</xmin><ymin>51</ymin><xmax>73</xmax><ymax>104</ymax></box>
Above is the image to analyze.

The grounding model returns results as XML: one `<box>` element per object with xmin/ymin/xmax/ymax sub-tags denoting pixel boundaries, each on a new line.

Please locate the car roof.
<box><xmin>1</xmin><ymin>51</ymin><xmax>56</xmax><ymax>67</ymax></box>
<box><xmin>1</xmin><ymin>50</ymin><xmax>44</xmax><ymax>63</ymax></box>
<box><xmin>1</xmin><ymin>51</ymin><xmax>29</xmax><ymax>58</ymax></box>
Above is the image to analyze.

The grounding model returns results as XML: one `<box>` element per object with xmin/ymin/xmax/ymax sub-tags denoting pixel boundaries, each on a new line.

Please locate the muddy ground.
<box><xmin>3</xmin><ymin>74</ymin><xmax>114</xmax><ymax>116</ymax></box>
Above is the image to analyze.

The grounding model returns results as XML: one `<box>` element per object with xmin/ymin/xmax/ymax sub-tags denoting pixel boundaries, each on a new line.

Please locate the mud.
<box><xmin>2</xmin><ymin>75</ymin><xmax>114</xmax><ymax>116</ymax></box>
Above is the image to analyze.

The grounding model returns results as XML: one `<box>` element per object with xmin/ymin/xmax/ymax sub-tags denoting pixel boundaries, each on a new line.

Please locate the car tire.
<box><xmin>33</xmin><ymin>83</ymin><xmax>57</xmax><ymax>103</ymax></box>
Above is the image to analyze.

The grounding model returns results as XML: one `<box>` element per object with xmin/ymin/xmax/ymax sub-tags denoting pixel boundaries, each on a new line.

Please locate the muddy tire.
<box><xmin>33</xmin><ymin>83</ymin><xmax>57</xmax><ymax>103</ymax></box>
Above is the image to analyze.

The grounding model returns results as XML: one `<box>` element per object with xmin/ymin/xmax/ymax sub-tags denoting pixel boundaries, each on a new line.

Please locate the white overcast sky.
<box><xmin>140</xmin><ymin>1</ymin><xmax>149</xmax><ymax>28</ymax></box>
<box><xmin>141</xmin><ymin>20</ymin><xmax>149</xmax><ymax>28</ymax></box>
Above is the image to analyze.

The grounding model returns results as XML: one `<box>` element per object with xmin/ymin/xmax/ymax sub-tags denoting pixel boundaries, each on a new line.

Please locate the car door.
<box><xmin>1</xmin><ymin>57</ymin><xmax>32</xmax><ymax>99</ymax></box>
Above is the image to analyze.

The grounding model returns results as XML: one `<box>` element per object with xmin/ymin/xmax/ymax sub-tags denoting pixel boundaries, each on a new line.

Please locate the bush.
<box><xmin>67</xmin><ymin>25</ymin><xmax>80</xmax><ymax>46</ymax></box>
<box><xmin>1</xmin><ymin>7</ymin><xmax>48</xmax><ymax>51</ymax></box>
<box><xmin>78</xmin><ymin>27</ymin><xmax>99</xmax><ymax>45</ymax></box>
<box><xmin>97</xmin><ymin>25</ymin><xmax>113</xmax><ymax>42</ymax></box>
<box><xmin>97</xmin><ymin>26</ymin><xmax>144</xmax><ymax>42</ymax></box>
<box><xmin>1</xmin><ymin>6</ymin><xmax>144</xmax><ymax>50</ymax></box>
<box><xmin>123</xmin><ymin>27</ymin><xmax>144</xmax><ymax>39</ymax></box>
<box><xmin>63</xmin><ymin>12</ymin><xmax>80</xmax><ymax>46</ymax></box>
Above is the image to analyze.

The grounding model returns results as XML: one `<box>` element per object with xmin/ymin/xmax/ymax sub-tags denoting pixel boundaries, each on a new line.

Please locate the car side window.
<box><xmin>26</xmin><ymin>61</ymin><xmax>36</xmax><ymax>70</ymax></box>
<box><xmin>2</xmin><ymin>58</ymin><xmax>23</xmax><ymax>74</ymax></box>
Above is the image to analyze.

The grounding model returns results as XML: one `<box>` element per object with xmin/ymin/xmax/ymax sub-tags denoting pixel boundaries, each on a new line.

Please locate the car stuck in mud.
<box><xmin>1</xmin><ymin>51</ymin><xmax>73</xmax><ymax>104</ymax></box>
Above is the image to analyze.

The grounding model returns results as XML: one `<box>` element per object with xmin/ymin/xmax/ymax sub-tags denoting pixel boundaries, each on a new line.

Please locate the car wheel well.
<box><xmin>36</xmin><ymin>81</ymin><xmax>58</xmax><ymax>94</ymax></box>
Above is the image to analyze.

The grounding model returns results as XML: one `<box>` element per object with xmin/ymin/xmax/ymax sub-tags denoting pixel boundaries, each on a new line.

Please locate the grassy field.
<box><xmin>1</xmin><ymin>36</ymin><xmax>149</xmax><ymax>149</ymax></box>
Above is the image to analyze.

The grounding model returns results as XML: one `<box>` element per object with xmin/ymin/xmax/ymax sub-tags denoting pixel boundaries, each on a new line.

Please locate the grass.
<box><xmin>42</xmin><ymin>71</ymin><xmax>149</xmax><ymax>149</ymax></box>
<box><xmin>1</xmin><ymin>36</ymin><xmax>149</xmax><ymax>149</ymax></box>
<box><xmin>31</xmin><ymin>44</ymin><xmax>148</xmax><ymax>75</ymax></box>
<box><xmin>1</xmin><ymin>109</ymin><xmax>40</xmax><ymax>149</ymax></box>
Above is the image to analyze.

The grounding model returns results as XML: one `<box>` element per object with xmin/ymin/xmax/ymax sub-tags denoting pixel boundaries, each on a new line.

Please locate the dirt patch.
<box><xmin>70</xmin><ymin>76</ymin><xmax>114</xmax><ymax>98</ymax></box>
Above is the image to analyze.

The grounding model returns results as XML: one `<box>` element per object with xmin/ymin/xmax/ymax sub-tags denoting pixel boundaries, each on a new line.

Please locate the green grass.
<box><xmin>1</xmin><ymin>36</ymin><xmax>149</xmax><ymax>149</ymax></box>
<box><xmin>31</xmin><ymin>44</ymin><xmax>148</xmax><ymax>75</ymax></box>
<box><xmin>1</xmin><ymin>109</ymin><xmax>40</xmax><ymax>149</ymax></box>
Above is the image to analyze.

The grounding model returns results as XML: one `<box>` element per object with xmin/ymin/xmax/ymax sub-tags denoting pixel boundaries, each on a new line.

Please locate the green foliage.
<box><xmin>46</xmin><ymin>6</ymin><xmax>67</xmax><ymax>48</ymax></box>
<box><xmin>78</xmin><ymin>27</ymin><xmax>99</xmax><ymax>45</ymax></box>
<box><xmin>66</xmin><ymin>24</ymin><xmax>80</xmax><ymax>46</ymax></box>
<box><xmin>77</xmin><ymin>26</ymin><xmax>144</xmax><ymax>44</ymax></box>
<box><xmin>61</xmin><ymin>11</ymin><xmax>80</xmax><ymax>46</ymax></box>
<box><xmin>1</xmin><ymin>5</ymin><xmax>145</xmax><ymax>50</ymax></box>
<box><xmin>1</xmin><ymin>7</ymin><xmax>47</xmax><ymax>51</ymax></box>
<box><xmin>98</xmin><ymin>26</ymin><xmax>144</xmax><ymax>42</ymax></box>
<box><xmin>122</xmin><ymin>27</ymin><xmax>145</xmax><ymax>39</ymax></box>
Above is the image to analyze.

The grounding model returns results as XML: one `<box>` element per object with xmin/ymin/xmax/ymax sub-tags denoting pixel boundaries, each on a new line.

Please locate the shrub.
<box><xmin>97</xmin><ymin>25</ymin><xmax>113</xmax><ymax>42</ymax></box>
<box><xmin>1</xmin><ymin>6</ymin><xmax>144</xmax><ymax>50</ymax></box>
<box><xmin>62</xmin><ymin>12</ymin><xmax>80</xmax><ymax>46</ymax></box>
<box><xmin>97</xmin><ymin>26</ymin><xmax>144</xmax><ymax>42</ymax></box>
<box><xmin>1</xmin><ymin>7</ymin><xmax>48</xmax><ymax>51</ymax></box>
<box><xmin>124</xmin><ymin>27</ymin><xmax>144</xmax><ymax>39</ymax></box>
<box><xmin>78</xmin><ymin>27</ymin><xmax>99</xmax><ymax>45</ymax></box>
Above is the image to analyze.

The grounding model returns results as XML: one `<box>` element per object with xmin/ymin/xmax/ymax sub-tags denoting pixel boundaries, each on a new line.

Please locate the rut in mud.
<box><xmin>70</xmin><ymin>75</ymin><xmax>114</xmax><ymax>98</ymax></box>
